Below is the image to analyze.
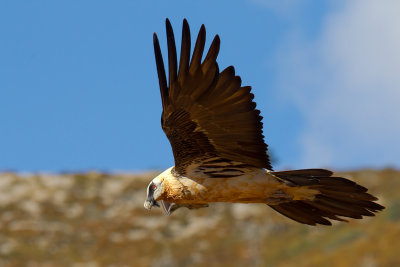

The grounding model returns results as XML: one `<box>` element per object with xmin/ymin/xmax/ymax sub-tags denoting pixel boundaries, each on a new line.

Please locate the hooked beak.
<box><xmin>144</xmin><ymin>198</ymin><xmax>159</xmax><ymax>211</ymax></box>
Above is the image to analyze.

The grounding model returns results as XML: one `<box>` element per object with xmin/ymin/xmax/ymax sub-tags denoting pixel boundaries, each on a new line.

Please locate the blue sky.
<box><xmin>1</xmin><ymin>1</ymin><xmax>399</xmax><ymax>172</ymax></box>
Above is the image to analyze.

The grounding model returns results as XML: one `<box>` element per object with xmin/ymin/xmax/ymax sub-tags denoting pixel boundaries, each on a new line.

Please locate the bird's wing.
<box><xmin>153</xmin><ymin>19</ymin><xmax>272</xmax><ymax>177</ymax></box>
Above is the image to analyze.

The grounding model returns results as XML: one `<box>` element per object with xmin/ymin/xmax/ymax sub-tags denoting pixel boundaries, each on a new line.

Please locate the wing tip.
<box><xmin>212</xmin><ymin>34</ymin><xmax>221</xmax><ymax>52</ymax></box>
<box><xmin>166</xmin><ymin>18</ymin><xmax>172</xmax><ymax>31</ymax></box>
<box><xmin>182</xmin><ymin>19</ymin><xmax>190</xmax><ymax>36</ymax></box>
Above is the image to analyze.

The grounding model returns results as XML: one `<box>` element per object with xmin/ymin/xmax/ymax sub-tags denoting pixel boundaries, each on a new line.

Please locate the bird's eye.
<box><xmin>152</xmin><ymin>185</ymin><xmax>157</xmax><ymax>190</ymax></box>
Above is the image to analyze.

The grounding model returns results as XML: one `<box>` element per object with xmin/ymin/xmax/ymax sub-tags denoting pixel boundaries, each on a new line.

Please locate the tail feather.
<box><xmin>270</xmin><ymin>169</ymin><xmax>385</xmax><ymax>226</ymax></box>
<box><xmin>270</xmin><ymin>201</ymin><xmax>334</xmax><ymax>225</ymax></box>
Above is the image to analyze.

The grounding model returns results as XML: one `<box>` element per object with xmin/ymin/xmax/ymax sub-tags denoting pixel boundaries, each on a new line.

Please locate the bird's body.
<box><xmin>156</xmin><ymin>167</ymin><xmax>317</xmax><ymax>205</ymax></box>
<box><xmin>143</xmin><ymin>18</ymin><xmax>384</xmax><ymax>225</ymax></box>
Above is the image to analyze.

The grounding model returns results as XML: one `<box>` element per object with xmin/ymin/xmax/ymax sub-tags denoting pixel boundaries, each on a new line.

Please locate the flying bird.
<box><xmin>144</xmin><ymin>19</ymin><xmax>384</xmax><ymax>225</ymax></box>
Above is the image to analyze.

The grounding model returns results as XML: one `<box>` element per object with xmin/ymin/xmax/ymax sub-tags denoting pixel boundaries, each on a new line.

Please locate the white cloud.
<box><xmin>275</xmin><ymin>0</ymin><xmax>400</xmax><ymax>169</ymax></box>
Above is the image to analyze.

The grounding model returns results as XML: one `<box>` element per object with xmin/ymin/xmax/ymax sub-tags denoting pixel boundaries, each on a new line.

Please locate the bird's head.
<box><xmin>144</xmin><ymin>176</ymin><xmax>164</xmax><ymax>210</ymax></box>
<box><xmin>144</xmin><ymin>168</ymin><xmax>175</xmax><ymax>215</ymax></box>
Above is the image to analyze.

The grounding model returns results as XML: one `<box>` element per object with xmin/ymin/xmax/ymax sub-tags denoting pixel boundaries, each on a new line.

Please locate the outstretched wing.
<box><xmin>153</xmin><ymin>19</ymin><xmax>272</xmax><ymax>176</ymax></box>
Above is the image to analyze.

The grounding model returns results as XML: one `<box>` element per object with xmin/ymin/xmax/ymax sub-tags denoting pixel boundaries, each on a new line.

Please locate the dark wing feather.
<box><xmin>154</xmin><ymin>19</ymin><xmax>272</xmax><ymax>176</ymax></box>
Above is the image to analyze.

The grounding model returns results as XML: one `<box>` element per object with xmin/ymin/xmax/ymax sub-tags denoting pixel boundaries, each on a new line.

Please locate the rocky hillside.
<box><xmin>0</xmin><ymin>169</ymin><xmax>398</xmax><ymax>267</ymax></box>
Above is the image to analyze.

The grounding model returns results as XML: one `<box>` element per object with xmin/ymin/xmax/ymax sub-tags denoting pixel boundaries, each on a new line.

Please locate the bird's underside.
<box><xmin>144</xmin><ymin>18</ymin><xmax>385</xmax><ymax>226</ymax></box>
<box><xmin>160</xmin><ymin>167</ymin><xmax>316</xmax><ymax>205</ymax></box>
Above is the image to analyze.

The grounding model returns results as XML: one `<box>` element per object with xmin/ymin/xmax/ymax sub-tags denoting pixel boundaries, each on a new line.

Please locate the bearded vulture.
<box><xmin>144</xmin><ymin>19</ymin><xmax>384</xmax><ymax>225</ymax></box>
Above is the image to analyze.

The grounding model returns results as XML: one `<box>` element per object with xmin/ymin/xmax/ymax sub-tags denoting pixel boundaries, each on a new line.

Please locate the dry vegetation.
<box><xmin>0</xmin><ymin>169</ymin><xmax>398</xmax><ymax>267</ymax></box>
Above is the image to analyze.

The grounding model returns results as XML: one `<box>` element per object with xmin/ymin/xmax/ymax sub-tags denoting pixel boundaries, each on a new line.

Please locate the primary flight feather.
<box><xmin>144</xmin><ymin>19</ymin><xmax>384</xmax><ymax>225</ymax></box>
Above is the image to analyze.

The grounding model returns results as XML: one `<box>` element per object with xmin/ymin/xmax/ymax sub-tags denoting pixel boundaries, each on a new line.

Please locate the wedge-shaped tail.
<box><xmin>270</xmin><ymin>169</ymin><xmax>384</xmax><ymax>226</ymax></box>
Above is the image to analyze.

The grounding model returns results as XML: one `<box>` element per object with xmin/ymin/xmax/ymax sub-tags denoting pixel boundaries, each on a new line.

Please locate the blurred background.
<box><xmin>0</xmin><ymin>0</ymin><xmax>399</xmax><ymax>266</ymax></box>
